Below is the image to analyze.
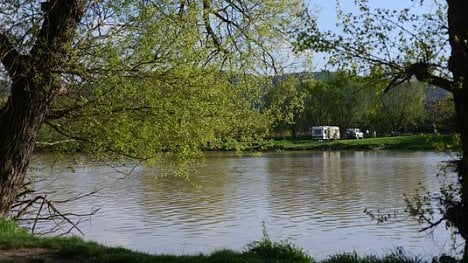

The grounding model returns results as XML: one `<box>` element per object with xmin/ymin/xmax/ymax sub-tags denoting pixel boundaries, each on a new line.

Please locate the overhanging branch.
<box><xmin>340</xmin><ymin>43</ymin><xmax>455</xmax><ymax>92</ymax></box>
<box><xmin>203</xmin><ymin>0</ymin><xmax>229</xmax><ymax>54</ymax></box>
<box><xmin>407</xmin><ymin>62</ymin><xmax>455</xmax><ymax>92</ymax></box>
<box><xmin>389</xmin><ymin>62</ymin><xmax>456</xmax><ymax>92</ymax></box>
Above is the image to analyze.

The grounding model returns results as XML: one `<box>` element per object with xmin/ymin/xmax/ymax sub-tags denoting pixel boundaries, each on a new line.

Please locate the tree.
<box><xmin>297</xmin><ymin>77</ymin><xmax>334</xmax><ymax>130</ymax></box>
<box><xmin>297</xmin><ymin>72</ymin><xmax>377</xmax><ymax>134</ymax></box>
<box><xmin>377</xmin><ymin>81</ymin><xmax>426</xmax><ymax>133</ymax></box>
<box><xmin>265</xmin><ymin>75</ymin><xmax>305</xmax><ymax>138</ymax></box>
<box><xmin>424</xmin><ymin>88</ymin><xmax>456</xmax><ymax>134</ymax></box>
<box><xmin>319</xmin><ymin>72</ymin><xmax>376</xmax><ymax>132</ymax></box>
<box><xmin>0</xmin><ymin>0</ymin><xmax>87</xmax><ymax>219</ymax></box>
<box><xmin>297</xmin><ymin>0</ymin><xmax>468</xmax><ymax>259</ymax></box>
<box><xmin>0</xmin><ymin>0</ymin><xmax>305</xmax><ymax>219</ymax></box>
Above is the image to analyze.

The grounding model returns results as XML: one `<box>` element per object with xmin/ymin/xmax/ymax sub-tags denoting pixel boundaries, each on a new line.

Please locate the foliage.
<box><xmin>0</xmin><ymin>0</ymin><xmax>306</xmax><ymax>171</ymax></box>
<box><xmin>303</xmin><ymin>72</ymin><xmax>378</xmax><ymax>131</ymax></box>
<box><xmin>271</xmin><ymin>134</ymin><xmax>459</xmax><ymax>152</ymax></box>
<box><xmin>424</xmin><ymin>92</ymin><xmax>457</xmax><ymax>134</ymax></box>
<box><xmin>264</xmin><ymin>71</ymin><xmax>440</xmax><ymax>138</ymax></box>
<box><xmin>297</xmin><ymin>77</ymin><xmax>327</xmax><ymax>129</ymax></box>
<box><xmin>44</xmin><ymin>69</ymin><xmax>264</xmax><ymax>174</ymax></box>
<box><xmin>322</xmin><ymin>248</ymin><xmax>423</xmax><ymax>263</ymax></box>
<box><xmin>294</xmin><ymin>0</ymin><xmax>454</xmax><ymax>134</ymax></box>
<box><xmin>0</xmin><ymin>0</ymin><xmax>310</xmax><ymax>230</ymax></box>
<box><xmin>376</xmin><ymin>81</ymin><xmax>427</xmax><ymax>133</ymax></box>
<box><xmin>246</xmin><ymin>225</ymin><xmax>314</xmax><ymax>263</ymax></box>
<box><xmin>246</xmin><ymin>237</ymin><xmax>314</xmax><ymax>263</ymax></box>
<box><xmin>265</xmin><ymin>75</ymin><xmax>306</xmax><ymax>136</ymax></box>
<box><xmin>296</xmin><ymin>0</ymin><xmax>449</xmax><ymax>79</ymax></box>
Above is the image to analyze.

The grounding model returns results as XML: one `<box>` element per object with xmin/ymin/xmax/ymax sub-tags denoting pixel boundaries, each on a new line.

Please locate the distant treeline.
<box><xmin>264</xmin><ymin>71</ymin><xmax>456</xmax><ymax>139</ymax></box>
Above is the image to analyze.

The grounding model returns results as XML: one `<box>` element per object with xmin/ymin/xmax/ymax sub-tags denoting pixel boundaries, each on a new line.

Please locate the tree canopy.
<box><xmin>0</xmin><ymin>0</ymin><xmax>306</xmax><ymax>218</ymax></box>
<box><xmin>1</xmin><ymin>0</ymin><xmax>306</xmax><ymax>160</ymax></box>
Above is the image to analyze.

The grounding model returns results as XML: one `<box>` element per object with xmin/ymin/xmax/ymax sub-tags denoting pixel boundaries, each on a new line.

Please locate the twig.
<box><xmin>12</xmin><ymin>181</ymin><xmax>99</xmax><ymax>236</ymax></box>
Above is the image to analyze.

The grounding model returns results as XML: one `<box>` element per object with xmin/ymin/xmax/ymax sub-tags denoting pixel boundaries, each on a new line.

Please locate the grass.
<box><xmin>0</xmin><ymin>220</ymin><xmax>461</xmax><ymax>263</ymax></box>
<box><xmin>270</xmin><ymin>134</ymin><xmax>460</xmax><ymax>152</ymax></box>
<box><xmin>0</xmin><ymin>220</ymin><xmax>312</xmax><ymax>263</ymax></box>
<box><xmin>321</xmin><ymin>249</ymin><xmax>423</xmax><ymax>263</ymax></box>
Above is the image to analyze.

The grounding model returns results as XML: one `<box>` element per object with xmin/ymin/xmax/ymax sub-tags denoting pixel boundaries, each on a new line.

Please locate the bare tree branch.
<box><xmin>386</xmin><ymin>62</ymin><xmax>456</xmax><ymax>93</ymax></box>
<box><xmin>419</xmin><ymin>217</ymin><xmax>445</xmax><ymax>232</ymax></box>
<box><xmin>12</xmin><ymin>181</ymin><xmax>99</xmax><ymax>236</ymax></box>
<box><xmin>405</xmin><ymin>62</ymin><xmax>456</xmax><ymax>92</ymax></box>
<box><xmin>0</xmin><ymin>32</ymin><xmax>29</xmax><ymax>77</ymax></box>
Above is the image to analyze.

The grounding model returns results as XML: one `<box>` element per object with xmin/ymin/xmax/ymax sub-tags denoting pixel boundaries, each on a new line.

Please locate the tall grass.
<box><xmin>245</xmin><ymin>224</ymin><xmax>314</xmax><ymax>263</ymax></box>
<box><xmin>322</xmin><ymin>248</ymin><xmax>423</xmax><ymax>263</ymax></box>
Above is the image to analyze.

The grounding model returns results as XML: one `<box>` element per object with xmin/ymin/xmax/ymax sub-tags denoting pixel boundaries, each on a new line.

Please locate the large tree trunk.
<box><xmin>452</xmin><ymin>83</ymin><xmax>468</xmax><ymax>261</ymax></box>
<box><xmin>446</xmin><ymin>0</ymin><xmax>468</xmax><ymax>259</ymax></box>
<box><xmin>0</xmin><ymin>0</ymin><xmax>86</xmax><ymax>219</ymax></box>
<box><xmin>0</xmin><ymin>80</ymin><xmax>59</xmax><ymax>217</ymax></box>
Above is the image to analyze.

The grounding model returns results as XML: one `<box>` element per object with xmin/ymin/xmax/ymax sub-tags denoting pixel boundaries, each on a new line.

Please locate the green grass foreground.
<box><xmin>270</xmin><ymin>134</ymin><xmax>460</xmax><ymax>152</ymax></box>
<box><xmin>0</xmin><ymin>220</ymin><xmax>459</xmax><ymax>263</ymax></box>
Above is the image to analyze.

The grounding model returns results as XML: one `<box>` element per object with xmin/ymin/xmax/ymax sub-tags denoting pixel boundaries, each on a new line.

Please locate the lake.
<box><xmin>27</xmin><ymin>150</ymin><xmax>460</xmax><ymax>260</ymax></box>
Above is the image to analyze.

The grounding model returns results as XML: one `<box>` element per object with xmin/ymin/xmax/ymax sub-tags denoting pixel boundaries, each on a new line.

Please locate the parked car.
<box><xmin>346</xmin><ymin>128</ymin><xmax>364</xmax><ymax>139</ymax></box>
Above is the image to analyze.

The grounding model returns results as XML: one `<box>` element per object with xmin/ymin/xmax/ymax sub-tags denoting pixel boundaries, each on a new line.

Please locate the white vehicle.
<box><xmin>311</xmin><ymin>126</ymin><xmax>340</xmax><ymax>140</ymax></box>
<box><xmin>345</xmin><ymin>128</ymin><xmax>364</xmax><ymax>139</ymax></box>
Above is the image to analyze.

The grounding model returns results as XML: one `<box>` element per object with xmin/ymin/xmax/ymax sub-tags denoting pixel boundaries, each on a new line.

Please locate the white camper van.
<box><xmin>311</xmin><ymin>126</ymin><xmax>340</xmax><ymax>140</ymax></box>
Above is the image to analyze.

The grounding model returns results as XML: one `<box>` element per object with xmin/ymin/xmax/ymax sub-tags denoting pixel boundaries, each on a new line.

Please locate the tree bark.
<box><xmin>0</xmin><ymin>80</ymin><xmax>56</xmax><ymax>217</ymax></box>
<box><xmin>452</xmin><ymin>81</ymin><xmax>468</xmax><ymax>262</ymax></box>
<box><xmin>445</xmin><ymin>0</ymin><xmax>468</xmax><ymax>259</ymax></box>
<box><xmin>0</xmin><ymin>0</ymin><xmax>86</xmax><ymax>218</ymax></box>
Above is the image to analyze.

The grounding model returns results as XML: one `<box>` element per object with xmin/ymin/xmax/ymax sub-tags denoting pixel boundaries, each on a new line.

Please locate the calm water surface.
<box><xmin>29</xmin><ymin>151</ymin><xmax>459</xmax><ymax>259</ymax></box>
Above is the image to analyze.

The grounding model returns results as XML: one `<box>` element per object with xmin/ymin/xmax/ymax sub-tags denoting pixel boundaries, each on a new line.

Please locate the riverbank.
<box><xmin>267</xmin><ymin>134</ymin><xmax>460</xmax><ymax>152</ymax></box>
<box><xmin>36</xmin><ymin>134</ymin><xmax>459</xmax><ymax>153</ymax></box>
<box><xmin>0</xmin><ymin>220</ymin><xmax>455</xmax><ymax>263</ymax></box>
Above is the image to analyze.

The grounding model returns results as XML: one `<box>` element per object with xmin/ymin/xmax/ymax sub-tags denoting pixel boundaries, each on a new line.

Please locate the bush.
<box><xmin>322</xmin><ymin>248</ymin><xmax>423</xmax><ymax>263</ymax></box>
<box><xmin>246</xmin><ymin>238</ymin><xmax>314</xmax><ymax>263</ymax></box>
<box><xmin>245</xmin><ymin>224</ymin><xmax>313</xmax><ymax>263</ymax></box>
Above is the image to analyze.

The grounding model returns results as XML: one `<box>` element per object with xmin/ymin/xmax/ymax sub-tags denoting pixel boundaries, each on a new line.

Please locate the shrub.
<box><xmin>322</xmin><ymin>248</ymin><xmax>423</xmax><ymax>263</ymax></box>
<box><xmin>245</xmin><ymin>224</ymin><xmax>314</xmax><ymax>263</ymax></box>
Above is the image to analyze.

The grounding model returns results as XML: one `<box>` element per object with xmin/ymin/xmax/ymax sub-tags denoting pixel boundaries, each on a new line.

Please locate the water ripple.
<box><xmin>27</xmin><ymin>151</ymin><xmax>459</xmax><ymax>260</ymax></box>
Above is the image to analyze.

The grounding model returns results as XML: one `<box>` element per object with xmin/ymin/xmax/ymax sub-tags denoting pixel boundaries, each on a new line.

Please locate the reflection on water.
<box><xmin>28</xmin><ymin>151</ymin><xmax>458</xmax><ymax>259</ymax></box>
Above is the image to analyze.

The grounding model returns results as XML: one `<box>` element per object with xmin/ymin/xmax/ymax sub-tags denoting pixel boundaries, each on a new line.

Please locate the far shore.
<box><xmin>209</xmin><ymin>134</ymin><xmax>460</xmax><ymax>152</ymax></box>
<box><xmin>34</xmin><ymin>134</ymin><xmax>460</xmax><ymax>154</ymax></box>
<box><xmin>269</xmin><ymin>134</ymin><xmax>460</xmax><ymax>151</ymax></box>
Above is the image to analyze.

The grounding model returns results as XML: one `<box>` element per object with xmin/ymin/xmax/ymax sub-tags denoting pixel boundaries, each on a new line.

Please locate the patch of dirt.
<box><xmin>0</xmin><ymin>248</ymin><xmax>80</xmax><ymax>263</ymax></box>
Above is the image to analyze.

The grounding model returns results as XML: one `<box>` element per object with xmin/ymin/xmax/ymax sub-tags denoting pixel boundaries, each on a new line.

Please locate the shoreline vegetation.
<box><xmin>35</xmin><ymin>134</ymin><xmax>460</xmax><ymax>154</ymax></box>
<box><xmin>0</xmin><ymin>220</ymin><xmax>456</xmax><ymax>263</ymax></box>
<box><xmin>213</xmin><ymin>134</ymin><xmax>460</xmax><ymax>152</ymax></box>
